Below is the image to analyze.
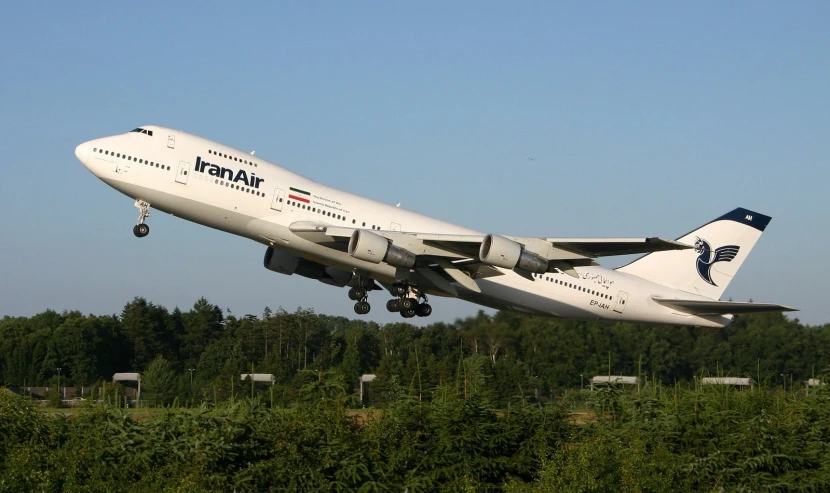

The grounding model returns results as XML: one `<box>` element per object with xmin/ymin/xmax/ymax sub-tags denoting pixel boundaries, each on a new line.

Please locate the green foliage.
<box><xmin>3</xmin><ymin>383</ymin><xmax>830</xmax><ymax>490</ymax></box>
<box><xmin>2</xmin><ymin>298</ymin><xmax>830</xmax><ymax>489</ymax></box>
<box><xmin>141</xmin><ymin>356</ymin><xmax>177</xmax><ymax>407</ymax></box>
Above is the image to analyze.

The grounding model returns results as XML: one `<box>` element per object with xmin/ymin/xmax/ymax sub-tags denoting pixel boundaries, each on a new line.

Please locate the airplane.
<box><xmin>75</xmin><ymin>126</ymin><xmax>795</xmax><ymax>328</ymax></box>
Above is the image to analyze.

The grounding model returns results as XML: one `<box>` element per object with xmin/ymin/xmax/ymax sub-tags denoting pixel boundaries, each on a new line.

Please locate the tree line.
<box><xmin>1</xmin><ymin>297</ymin><xmax>828</xmax><ymax>405</ymax></box>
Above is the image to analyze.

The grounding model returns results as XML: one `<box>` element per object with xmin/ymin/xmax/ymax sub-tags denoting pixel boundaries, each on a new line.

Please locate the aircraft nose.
<box><xmin>75</xmin><ymin>141</ymin><xmax>90</xmax><ymax>166</ymax></box>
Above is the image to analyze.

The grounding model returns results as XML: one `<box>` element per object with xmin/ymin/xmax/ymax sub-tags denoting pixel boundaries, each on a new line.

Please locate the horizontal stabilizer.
<box><xmin>545</xmin><ymin>237</ymin><xmax>692</xmax><ymax>257</ymax></box>
<box><xmin>652</xmin><ymin>297</ymin><xmax>797</xmax><ymax>316</ymax></box>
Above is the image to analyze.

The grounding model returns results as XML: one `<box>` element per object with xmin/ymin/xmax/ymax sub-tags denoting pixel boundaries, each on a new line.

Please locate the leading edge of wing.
<box><xmin>652</xmin><ymin>297</ymin><xmax>798</xmax><ymax>316</ymax></box>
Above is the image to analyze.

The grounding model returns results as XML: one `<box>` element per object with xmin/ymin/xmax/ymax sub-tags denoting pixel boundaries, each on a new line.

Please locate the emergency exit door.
<box><xmin>271</xmin><ymin>188</ymin><xmax>286</xmax><ymax>211</ymax></box>
<box><xmin>175</xmin><ymin>161</ymin><xmax>190</xmax><ymax>184</ymax></box>
<box><xmin>613</xmin><ymin>291</ymin><xmax>628</xmax><ymax>314</ymax></box>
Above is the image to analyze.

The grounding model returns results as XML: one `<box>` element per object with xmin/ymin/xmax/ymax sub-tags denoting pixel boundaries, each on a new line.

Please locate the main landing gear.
<box><xmin>348</xmin><ymin>281</ymin><xmax>433</xmax><ymax>318</ymax></box>
<box><xmin>349</xmin><ymin>279</ymin><xmax>372</xmax><ymax>315</ymax></box>
<box><xmin>133</xmin><ymin>199</ymin><xmax>151</xmax><ymax>238</ymax></box>
<box><xmin>385</xmin><ymin>283</ymin><xmax>432</xmax><ymax>318</ymax></box>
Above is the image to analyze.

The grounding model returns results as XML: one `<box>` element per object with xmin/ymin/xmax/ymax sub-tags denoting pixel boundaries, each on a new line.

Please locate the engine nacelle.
<box><xmin>479</xmin><ymin>234</ymin><xmax>549</xmax><ymax>274</ymax></box>
<box><xmin>348</xmin><ymin>230</ymin><xmax>416</xmax><ymax>268</ymax></box>
<box><xmin>263</xmin><ymin>247</ymin><xmax>327</xmax><ymax>279</ymax></box>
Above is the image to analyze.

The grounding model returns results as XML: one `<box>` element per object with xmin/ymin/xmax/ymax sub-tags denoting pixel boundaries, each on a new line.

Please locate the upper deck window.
<box><xmin>130</xmin><ymin>128</ymin><xmax>154</xmax><ymax>136</ymax></box>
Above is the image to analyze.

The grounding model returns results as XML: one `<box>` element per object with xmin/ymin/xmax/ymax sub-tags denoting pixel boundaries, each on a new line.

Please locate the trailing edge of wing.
<box><xmin>652</xmin><ymin>297</ymin><xmax>797</xmax><ymax>315</ymax></box>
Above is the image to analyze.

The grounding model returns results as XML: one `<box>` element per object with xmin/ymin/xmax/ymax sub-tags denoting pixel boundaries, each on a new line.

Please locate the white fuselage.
<box><xmin>75</xmin><ymin>126</ymin><xmax>731</xmax><ymax>328</ymax></box>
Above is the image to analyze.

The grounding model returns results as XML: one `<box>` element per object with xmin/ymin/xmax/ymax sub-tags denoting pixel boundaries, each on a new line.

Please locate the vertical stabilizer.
<box><xmin>616</xmin><ymin>208</ymin><xmax>771</xmax><ymax>300</ymax></box>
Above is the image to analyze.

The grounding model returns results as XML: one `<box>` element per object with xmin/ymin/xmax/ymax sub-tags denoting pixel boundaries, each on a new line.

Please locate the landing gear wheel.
<box><xmin>386</xmin><ymin>299</ymin><xmax>401</xmax><ymax>312</ymax></box>
<box><xmin>354</xmin><ymin>301</ymin><xmax>371</xmax><ymax>315</ymax></box>
<box><xmin>348</xmin><ymin>287</ymin><xmax>360</xmax><ymax>301</ymax></box>
<box><xmin>133</xmin><ymin>224</ymin><xmax>149</xmax><ymax>238</ymax></box>
<box><xmin>401</xmin><ymin>308</ymin><xmax>416</xmax><ymax>318</ymax></box>
<box><xmin>352</xmin><ymin>287</ymin><xmax>367</xmax><ymax>300</ymax></box>
<box><xmin>400</xmin><ymin>297</ymin><xmax>417</xmax><ymax>311</ymax></box>
<box><xmin>133</xmin><ymin>199</ymin><xmax>151</xmax><ymax>238</ymax></box>
<box><xmin>415</xmin><ymin>303</ymin><xmax>432</xmax><ymax>317</ymax></box>
<box><xmin>392</xmin><ymin>284</ymin><xmax>408</xmax><ymax>297</ymax></box>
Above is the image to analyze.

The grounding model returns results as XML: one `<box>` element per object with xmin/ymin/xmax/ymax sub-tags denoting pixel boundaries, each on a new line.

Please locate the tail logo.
<box><xmin>694</xmin><ymin>237</ymin><xmax>740</xmax><ymax>286</ymax></box>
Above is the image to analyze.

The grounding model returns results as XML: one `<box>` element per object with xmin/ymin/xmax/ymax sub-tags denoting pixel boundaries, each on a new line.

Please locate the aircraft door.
<box><xmin>271</xmin><ymin>188</ymin><xmax>285</xmax><ymax>211</ymax></box>
<box><xmin>390</xmin><ymin>222</ymin><xmax>401</xmax><ymax>231</ymax></box>
<box><xmin>167</xmin><ymin>134</ymin><xmax>176</xmax><ymax>149</ymax></box>
<box><xmin>175</xmin><ymin>161</ymin><xmax>190</xmax><ymax>184</ymax></box>
<box><xmin>613</xmin><ymin>291</ymin><xmax>628</xmax><ymax>314</ymax></box>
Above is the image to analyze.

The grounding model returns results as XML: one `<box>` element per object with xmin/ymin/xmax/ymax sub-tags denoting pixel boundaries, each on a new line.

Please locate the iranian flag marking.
<box><xmin>289</xmin><ymin>187</ymin><xmax>311</xmax><ymax>203</ymax></box>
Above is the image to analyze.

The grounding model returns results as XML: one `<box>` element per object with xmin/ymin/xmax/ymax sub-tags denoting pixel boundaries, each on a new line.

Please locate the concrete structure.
<box><xmin>359</xmin><ymin>374</ymin><xmax>376</xmax><ymax>405</ymax></box>
<box><xmin>806</xmin><ymin>378</ymin><xmax>824</xmax><ymax>395</ymax></box>
<box><xmin>590</xmin><ymin>375</ymin><xmax>639</xmax><ymax>390</ymax></box>
<box><xmin>240</xmin><ymin>373</ymin><xmax>276</xmax><ymax>385</ymax></box>
<box><xmin>699</xmin><ymin>377</ymin><xmax>755</xmax><ymax>389</ymax></box>
<box><xmin>113</xmin><ymin>373</ymin><xmax>141</xmax><ymax>401</ymax></box>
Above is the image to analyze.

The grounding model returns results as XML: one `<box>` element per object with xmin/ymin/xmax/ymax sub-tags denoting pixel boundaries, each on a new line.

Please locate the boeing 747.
<box><xmin>75</xmin><ymin>126</ymin><xmax>794</xmax><ymax>327</ymax></box>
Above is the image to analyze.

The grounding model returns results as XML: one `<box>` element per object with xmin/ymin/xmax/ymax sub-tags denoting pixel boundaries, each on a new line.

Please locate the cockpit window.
<box><xmin>130</xmin><ymin>128</ymin><xmax>154</xmax><ymax>136</ymax></box>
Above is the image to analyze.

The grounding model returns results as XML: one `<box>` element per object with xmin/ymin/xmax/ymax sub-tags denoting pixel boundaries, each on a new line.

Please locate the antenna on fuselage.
<box><xmin>250</xmin><ymin>150</ymin><xmax>256</xmax><ymax>155</ymax></box>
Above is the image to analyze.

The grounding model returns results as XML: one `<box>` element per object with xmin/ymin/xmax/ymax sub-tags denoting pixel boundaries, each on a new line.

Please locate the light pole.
<box><xmin>780</xmin><ymin>373</ymin><xmax>789</xmax><ymax>392</ymax></box>
<box><xmin>188</xmin><ymin>368</ymin><xmax>195</xmax><ymax>387</ymax></box>
<box><xmin>56</xmin><ymin>367</ymin><xmax>62</xmax><ymax>399</ymax></box>
<box><xmin>580</xmin><ymin>374</ymin><xmax>584</xmax><ymax>391</ymax></box>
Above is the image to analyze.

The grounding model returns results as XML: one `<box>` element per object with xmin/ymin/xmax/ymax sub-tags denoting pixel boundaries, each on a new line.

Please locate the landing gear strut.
<box><xmin>386</xmin><ymin>283</ymin><xmax>432</xmax><ymax>318</ymax></box>
<box><xmin>349</xmin><ymin>278</ymin><xmax>372</xmax><ymax>315</ymax></box>
<box><xmin>133</xmin><ymin>199</ymin><xmax>151</xmax><ymax>238</ymax></box>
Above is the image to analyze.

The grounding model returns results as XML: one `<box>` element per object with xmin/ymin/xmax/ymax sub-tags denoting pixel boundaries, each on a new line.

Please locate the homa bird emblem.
<box><xmin>694</xmin><ymin>237</ymin><xmax>740</xmax><ymax>286</ymax></box>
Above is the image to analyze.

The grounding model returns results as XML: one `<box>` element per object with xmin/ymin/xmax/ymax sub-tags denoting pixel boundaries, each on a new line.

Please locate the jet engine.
<box><xmin>348</xmin><ymin>230</ymin><xmax>416</xmax><ymax>268</ymax></box>
<box><xmin>263</xmin><ymin>247</ymin><xmax>328</xmax><ymax>279</ymax></box>
<box><xmin>479</xmin><ymin>234</ymin><xmax>549</xmax><ymax>274</ymax></box>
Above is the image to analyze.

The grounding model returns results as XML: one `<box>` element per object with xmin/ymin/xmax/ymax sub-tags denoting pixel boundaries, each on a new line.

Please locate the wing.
<box><xmin>713</xmin><ymin>245</ymin><xmax>740</xmax><ymax>263</ymax></box>
<box><xmin>286</xmin><ymin>222</ymin><xmax>690</xmax><ymax>260</ymax></box>
<box><xmin>652</xmin><ymin>297</ymin><xmax>797</xmax><ymax>315</ymax></box>
<box><xmin>285</xmin><ymin>221</ymin><xmax>691</xmax><ymax>285</ymax></box>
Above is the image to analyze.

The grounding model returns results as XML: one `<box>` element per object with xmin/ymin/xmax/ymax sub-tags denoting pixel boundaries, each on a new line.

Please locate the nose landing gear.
<box><xmin>133</xmin><ymin>199</ymin><xmax>151</xmax><ymax>238</ymax></box>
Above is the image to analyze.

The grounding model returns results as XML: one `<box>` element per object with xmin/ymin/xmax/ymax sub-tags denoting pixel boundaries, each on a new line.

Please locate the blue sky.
<box><xmin>1</xmin><ymin>2</ymin><xmax>827</xmax><ymax>325</ymax></box>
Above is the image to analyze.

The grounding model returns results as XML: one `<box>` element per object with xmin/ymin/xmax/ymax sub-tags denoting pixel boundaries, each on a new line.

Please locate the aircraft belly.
<box><xmin>464</xmin><ymin>278</ymin><xmax>599</xmax><ymax>320</ymax></box>
<box><xmin>101</xmin><ymin>178</ymin><xmax>253</xmax><ymax>237</ymax></box>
